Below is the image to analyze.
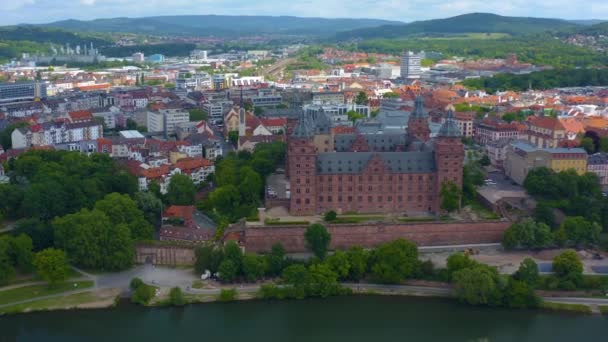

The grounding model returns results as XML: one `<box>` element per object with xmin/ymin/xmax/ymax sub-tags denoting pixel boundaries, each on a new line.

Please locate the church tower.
<box><xmin>434</xmin><ymin>110</ymin><xmax>465</xmax><ymax>211</ymax></box>
<box><xmin>288</xmin><ymin>111</ymin><xmax>317</xmax><ymax>215</ymax></box>
<box><xmin>407</xmin><ymin>96</ymin><xmax>431</xmax><ymax>142</ymax></box>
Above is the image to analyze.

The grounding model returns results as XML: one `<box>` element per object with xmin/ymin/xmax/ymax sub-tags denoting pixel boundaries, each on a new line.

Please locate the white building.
<box><xmin>400</xmin><ymin>51</ymin><xmax>422</xmax><ymax>79</ymax></box>
<box><xmin>147</xmin><ymin>109</ymin><xmax>190</xmax><ymax>134</ymax></box>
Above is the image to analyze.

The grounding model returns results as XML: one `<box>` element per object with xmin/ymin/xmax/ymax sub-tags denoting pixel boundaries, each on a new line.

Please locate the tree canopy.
<box><xmin>305</xmin><ymin>224</ymin><xmax>331</xmax><ymax>260</ymax></box>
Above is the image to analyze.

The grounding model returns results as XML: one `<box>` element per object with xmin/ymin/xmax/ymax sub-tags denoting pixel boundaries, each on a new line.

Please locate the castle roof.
<box><xmin>292</xmin><ymin>111</ymin><xmax>314</xmax><ymax>138</ymax></box>
<box><xmin>411</xmin><ymin>95</ymin><xmax>427</xmax><ymax>119</ymax></box>
<box><xmin>438</xmin><ymin>110</ymin><xmax>461</xmax><ymax>137</ymax></box>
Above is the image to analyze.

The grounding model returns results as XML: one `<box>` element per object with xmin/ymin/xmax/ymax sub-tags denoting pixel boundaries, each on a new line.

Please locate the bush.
<box><xmin>446</xmin><ymin>253</ymin><xmax>479</xmax><ymax>281</ymax></box>
<box><xmin>130</xmin><ymin>277</ymin><xmax>144</xmax><ymax>291</ymax></box>
<box><xmin>218</xmin><ymin>260</ymin><xmax>239</xmax><ymax>283</ymax></box>
<box><xmin>169</xmin><ymin>287</ymin><xmax>186</xmax><ymax>306</ymax></box>
<box><xmin>132</xmin><ymin>283</ymin><xmax>155</xmax><ymax>305</ymax></box>
<box><xmin>552</xmin><ymin>250</ymin><xmax>583</xmax><ymax>288</ymax></box>
<box><xmin>218</xmin><ymin>288</ymin><xmax>237</xmax><ymax>302</ymax></box>
<box><xmin>324</xmin><ymin>211</ymin><xmax>337</xmax><ymax>222</ymax></box>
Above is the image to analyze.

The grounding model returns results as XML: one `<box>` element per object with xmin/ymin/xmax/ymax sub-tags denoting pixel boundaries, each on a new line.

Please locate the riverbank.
<box><xmin>0</xmin><ymin>288</ymin><xmax>121</xmax><ymax>315</ymax></box>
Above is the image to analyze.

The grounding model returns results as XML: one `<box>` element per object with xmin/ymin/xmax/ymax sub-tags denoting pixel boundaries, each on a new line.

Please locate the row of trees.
<box><xmin>200</xmin><ymin>142</ymin><xmax>285</xmax><ymax>223</ymax></box>
<box><xmin>503</xmin><ymin>217</ymin><xmax>602</xmax><ymax>250</ymax></box>
<box><xmin>462</xmin><ymin>68</ymin><xmax>608</xmax><ymax>93</ymax></box>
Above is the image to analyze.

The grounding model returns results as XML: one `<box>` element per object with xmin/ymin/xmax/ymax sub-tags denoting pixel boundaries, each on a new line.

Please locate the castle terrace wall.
<box><xmin>243</xmin><ymin>220</ymin><xmax>511</xmax><ymax>253</ymax></box>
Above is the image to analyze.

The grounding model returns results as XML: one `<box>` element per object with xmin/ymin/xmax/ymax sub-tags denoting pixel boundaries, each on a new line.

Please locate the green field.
<box><xmin>0</xmin><ymin>281</ymin><xmax>94</xmax><ymax>306</ymax></box>
<box><xmin>420</xmin><ymin>33</ymin><xmax>511</xmax><ymax>40</ymax></box>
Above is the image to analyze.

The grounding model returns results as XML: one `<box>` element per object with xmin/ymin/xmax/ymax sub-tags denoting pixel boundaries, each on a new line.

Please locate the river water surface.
<box><xmin>1</xmin><ymin>296</ymin><xmax>607</xmax><ymax>341</ymax></box>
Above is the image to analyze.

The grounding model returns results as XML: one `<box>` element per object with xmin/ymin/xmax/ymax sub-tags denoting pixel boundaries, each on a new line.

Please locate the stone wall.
<box><xmin>135</xmin><ymin>244</ymin><xmax>195</xmax><ymax>266</ymax></box>
<box><xmin>243</xmin><ymin>220</ymin><xmax>511</xmax><ymax>253</ymax></box>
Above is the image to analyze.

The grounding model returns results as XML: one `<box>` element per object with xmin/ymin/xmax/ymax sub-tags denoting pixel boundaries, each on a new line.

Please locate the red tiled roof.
<box><xmin>260</xmin><ymin>118</ymin><xmax>287</xmax><ymax>127</ymax></box>
<box><xmin>68</xmin><ymin>110</ymin><xmax>93</xmax><ymax>122</ymax></box>
<box><xmin>529</xmin><ymin>117</ymin><xmax>565</xmax><ymax>131</ymax></box>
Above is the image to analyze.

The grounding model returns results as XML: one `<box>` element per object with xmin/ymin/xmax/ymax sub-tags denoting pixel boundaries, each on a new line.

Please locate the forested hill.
<box><xmin>335</xmin><ymin>13</ymin><xmax>581</xmax><ymax>40</ymax></box>
<box><xmin>39</xmin><ymin>15</ymin><xmax>403</xmax><ymax>37</ymax></box>
<box><xmin>0</xmin><ymin>26</ymin><xmax>111</xmax><ymax>46</ymax></box>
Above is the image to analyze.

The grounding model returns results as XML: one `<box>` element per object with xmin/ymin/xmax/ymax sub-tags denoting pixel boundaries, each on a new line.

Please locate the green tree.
<box><xmin>53</xmin><ymin>209</ymin><xmax>134</xmax><ymax>271</ymax></box>
<box><xmin>8</xmin><ymin>234</ymin><xmax>34</xmax><ymax>272</ymax></box>
<box><xmin>513</xmin><ymin>258</ymin><xmax>539</xmax><ymax>286</ymax></box>
<box><xmin>33</xmin><ymin>248</ymin><xmax>70</xmax><ymax>287</ymax></box>
<box><xmin>556</xmin><ymin>216</ymin><xmax>601</xmax><ymax>247</ymax></box>
<box><xmin>325</xmin><ymin>250</ymin><xmax>351</xmax><ymax>280</ymax></box>
<box><xmin>580</xmin><ymin>137</ymin><xmax>596</xmax><ymax>154</ymax></box>
<box><xmin>324</xmin><ymin>210</ymin><xmax>337</xmax><ymax>222</ymax></box>
<box><xmin>239</xmin><ymin>166</ymin><xmax>263</xmax><ymax>204</ymax></box>
<box><xmin>242</xmin><ymin>254</ymin><xmax>267</xmax><ymax>282</ymax></box>
<box><xmin>132</xmin><ymin>283</ymin><xmax>155</xmax><ymax>305</ymax></box>
<box><xmin>453</xmin><ymin>265</ymin><xmax>503</xmax><ymax>306</ymax></box>
<box><xmin>95</xmin><ymin>193</ymin><xmax>154</xmax><ymax>240</ymax></box>
<box><xmin>13</xmin><ymin>218</ymin><xmax>53</xmax><ymax>251</ymax></box>
<box><xmin>266</xmin><ymin>243</ymin><xmax>286</xmax><ymax>277</ymax></box>
<box><xmin>167</xmin><ymin>174</ymin><xmax>196</xmax><ymax>205</ymax></box>
<box><xmin>194</xmin><ymin>244</ymin><xmax>224</xmax><ymax>274</ymax></box>
<box><xmin>371</xmin><ymin>239</ymin><xmax>418</xmax><ymax>284</ymax></box>
<box><xmin>169</xmin><ymin>287</ymin><xmax>186</xmax><ymax>306</ymax></box>
<box><xmin>347</xmin><ymin>110</ymin><xmax>365</xmax><ymax>123</ymax></box>
<box><xmin>134</xmin><ymin>191</ymin><xmax>163</xmax><ymax>227</ymax></box>
<box><xmin>440</xmin><ymin>181</ymin><xmax>462</xmax><ymax>213</ymax></box>
<box><xmin>446</xmin><ymin>253</ymin><xmax>479</xmax><ymax>281</ymax></box>
<box><xmin>502</xmin><ymin>219</ymin><xmax>553</xmax><ymax>250</ymax></box>
<box><xmin>0</xmin><ymin>237</ymin><xmax>15</xmax><ymax>285</ymax></box>
<box><xmin>228</xmin><ymin>131</ymin><xmax>239</xmax><ymax>146</ymax></box>
<box><xmin>533</xmin><ymin>202</ymin><xmax>555</xmax><ymax>228</ymax></box>
<box><xmin>504</xmin><ymin>279</ymin><xmax>540</xmax><ymax>308</ymax></box>
<box><xmin>355</xmin><ymin>91</ymin><xmax>368</xmax><ymax>105</ymax></box>
<box><xmin>382</xmin><ymin>92</ymin><xmax>399</xmax><ymax>98</ymax></box>
<box><xmin>223</xmin><ymin>241</ymin><xmax>243</xmax><ymax>271</ymax></box>
<box><xmin>218</xmin><ymin>260</ymin><xmax>239</xmax><ymax>283</ymax></box>
<box><xmin>600</xmin><ymin>137</ymin><xmax>608</xmax><ymax>153</ymax></box>
<box><xmin>345</xmin><ymin>246</ymin><xmax>369</xmax><ymax>281</ymax></box>
<box><xmin>479</xmin><ymin>155</ymin><xmax>491</xmax><ymax>167</ymax></box>
<box><xmin>305</xmin><ymin>224</ymin><xmax>331</xmax><ymax>259</ymax></box>
<box><xmin>130</xmin><ymin>277</ymin><xmax>144</xmax><ymax>290</ymax></box>
<box><xmin>307</xmin><ymin>263</ymin><xmax>340</xmax><ymax>298</ymax></box>
<box><xmin>552</xmin><ymin>250</ymin><xmax>583</xmax><ymax>286</ymax></box>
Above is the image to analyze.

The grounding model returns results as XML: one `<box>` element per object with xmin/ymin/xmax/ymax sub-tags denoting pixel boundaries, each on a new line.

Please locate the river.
<box><xmin>1</xmin><ymin>296</ymin><xmax>607</xmax><ymax>341</ymax></box>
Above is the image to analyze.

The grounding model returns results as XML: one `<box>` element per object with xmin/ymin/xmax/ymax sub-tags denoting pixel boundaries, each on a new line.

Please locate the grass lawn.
<box><xmin>540</xmin><ymin>301</ymin><xmax>592</xmax><ymax>314</ymax></box>
<box><xmin>599</xmin><ymin>306</ymin><xmax>608</xmax><ymax>315</ymax></box>
<box><xmin>0</xmin><ymin>291</ymin><xmax>104</xmax><ymax>315</ymax></box>
<box><xmin>397</xmin><ymin>217</ymin><xmax>436</xmax><ymax>223</ymax></box>
<box><xmin>0</xmin><ymin>281</ymin><xmax>94</xmax><ymax>306</ymax></box>
<box><xmin>467</xmin><ymin>201</ymin><xmax>501</xmax><ymax>220</ymax></box>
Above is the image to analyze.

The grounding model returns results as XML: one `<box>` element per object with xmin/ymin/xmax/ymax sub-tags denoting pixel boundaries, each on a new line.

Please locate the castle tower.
<box><xmin>312</xmin><ymin>107</ymin><xmax>334</xmax><ymax>152</ymax></box>
<box><xmin>407</xmin><ymin>95</ymin><xmax>430</xmax><ymax>142</ymax></box>
<box><xmin>434</xmin><ymin>110</ymin><xmax>465</xmax><ymax>212</ymax></box>
<box><xmin>288</xmin><ymin>111</ymin><xmax>317</xmax><ymax>215</ymax></box>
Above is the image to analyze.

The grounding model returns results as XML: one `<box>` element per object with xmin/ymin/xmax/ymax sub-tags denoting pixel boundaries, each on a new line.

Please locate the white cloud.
<box><xmin>0</xmin><ymin>0</ymin><xmax>607</xmax><ymax>25</ymax></box>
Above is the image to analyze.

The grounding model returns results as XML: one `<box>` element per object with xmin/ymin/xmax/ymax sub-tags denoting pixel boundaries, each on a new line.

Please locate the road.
<box><xmin>542</xmin><ymin>296</ymin><xmax>608</xmax><ymax>306</ymax></box>
<box><xmin>261</xmin><ymin>58</ymin><xmax>296</xmax><ymax>78</ymax></box>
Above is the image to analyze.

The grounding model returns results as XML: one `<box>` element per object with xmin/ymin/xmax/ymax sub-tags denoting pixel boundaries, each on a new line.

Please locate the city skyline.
<box><xmin>1</xmin><ymin>0</ymin><xmax>607</xmax><ymax>26</ymax></box>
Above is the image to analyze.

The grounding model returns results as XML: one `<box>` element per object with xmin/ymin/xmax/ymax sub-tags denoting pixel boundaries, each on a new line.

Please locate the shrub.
<box><xmin>324</xmin><ymin>211</ymin><xmax>337</xmax><ymax>222</ymax></box>
<box><xmin>169</xmin><ymin>287</ymin><xmax>186</xmax><ymax>306</ymax></box>
<box><xmin>218</xmin><ymin>288</ymin><xmax>237</xmax><ymax>302</ymax></box>
<box><xmin>132</xmin><ymin>283</ymin><xmax>155</xmax><ymax>305</ymax></box>
<box><xmin>130</xmin><ymin>277</ymin><xmax>144</xmax><ymax>290</ymax></box>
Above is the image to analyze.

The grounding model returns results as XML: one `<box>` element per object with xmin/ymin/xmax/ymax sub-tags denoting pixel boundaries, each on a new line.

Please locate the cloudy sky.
<box><xmin>1</xmin><ymin>0</ymin><xmax>607</xmax><ymax>25</ymax></box>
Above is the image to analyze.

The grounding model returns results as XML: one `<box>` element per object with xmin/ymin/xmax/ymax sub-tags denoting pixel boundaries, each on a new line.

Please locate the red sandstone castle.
<box><xmin>287</xmin><ymin>96</ymin><xmax>464</xmax><ymax>216</ymax></box>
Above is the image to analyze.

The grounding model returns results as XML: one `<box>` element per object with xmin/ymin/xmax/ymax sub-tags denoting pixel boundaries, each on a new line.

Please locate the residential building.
<box><xmin>454</xmin><ymin>112</ymin><xmax>475</xmax><ymax>138</ymax></box>
<box><xmin>505</xmin><ymin>141</ymin><xmax>587</xmax><ymax>185</ymax></box>
<box><xmin>400</xmin><ymin>51</ymin><xmax>422</xmax><ymax>79</ymax></box>
<box><xmin>588</xmin><ymin>153</ymin><xmax>608</xmax><ymax>188</ymax></box>
<box><xmin>526</xmin><ymin>116</ymin><xmax>567</xmax><ymax>148</ymax></box>
<box><xmin>311</xmin><ymin>92</ymin><xmax>345</xmax><ymax>105</ymax></box>
<box><xmin>0</xmin><ymin>82</ymin><xmax>47</xmax><ymax>103</ymax></box>
<box><xmin>474</xmin><ymin>119</ymin><xmax>526</xmax><ymax>145</ymax></box>
<box><xmin>11</xmin><ymin>121</ymin><xmax>103</xmax><ymax>149</ymax></box>
<box><xmin>147</xmin><ymin>108</ymin><xmax>190</xmax><ymax>134</ymax></box>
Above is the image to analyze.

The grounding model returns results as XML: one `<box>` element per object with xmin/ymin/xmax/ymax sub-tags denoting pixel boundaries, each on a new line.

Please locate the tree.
<box><xmin>167</xmin><ymin>174</ymin><xmax>196</xmax><ymax>206</ymax></box>
<box><xmin>266</xmin><ymin>243</ymin><xmax>285</xmax><ymax>277</ymax></box>
<box><xmin>533</xmin><ymin>202</ymin><xmax>555</xmax><ymax>228</ymax></box>
<box><xmin>324</xmin><ymin>211</ymin><xmax>337</xmax><ymax>222</ymax></box>
<box><xmin>95</xmin><ymin>193</ymin><xmax>154</xmax><ymax>240</ymax></box>
<box><xmin>453</xmin><ymin>265</ymin><xmax>503</xmax><ymax>306</ymax></box>
<box><xmin>580</xmin><ymin>137</ymin><xmax>596</xmax><ymax>154</ymax></box>
<box><xmin>242</xmin><ymin>254</ymin><xmax>267</xmax><ymax>282</ymax></box>
<box><xmin>345</xmin><ymin>246</ymin><xmax>369</xmax><ymax>281</ymax></box>
<box><xmin>502</xmin><ymin>219</ymin><xmax>553</xmax><ymax>250</ymax></box>
<box><xmin>440</xmin><ymin>181</ymin><xmax>462</xmax><ymax>213</ymax></box>
<box><xmin>281</xmin><ymin>264</ymin><xmax>309</xmax><ymax>299</ymax></box>
<box><xmin>169</xmin><ymin>287</ymin><xmax>186</xmax><ymax>306</ymax></box>
<box><xmin>254</xmin><ymin>107</ymin><xmax>264</xmax><ymax>116</ymax></box>
<box><xmin>552</xmin><ymin>250</ymin><xmax>583</xmax><ymax>286</ymax></box>
<box><xmin>13</xmin><ymin>218</ymin><xmax>53</xmax><ymax>251</ymax></box>
<box><xmin>53</xmin><ymin>209</ymin><xmax>134</xmax><ymax>271</ymax></box>
<box><xmin>228</xmin><ymin>131</ymin><xmax>239</xmax><ymax>146</ymax></box>
<box><xmin>131</xmin><ymin>283</ymin><xmax>155</xmax><ymax>305</ymax></box>
<box><xmin>556</xmin><ymin>216</ymin><xmax>601</xmax><ymax>247</ymax></box>
<box><xmin>600</xmin><ymin>137</ymin><xmax>608</xmax><ymax>153</ymax></box>
<box><xmin>479</xmin><ymin>154</ymin><xmax>491</xmax><ymax>167</ymax></box>
<box><xmin>194</xmin><ymin>244</ymin><xmax>224</xmax><ymax>274</ymax></box>
<box><xmin>355</xmin><ymin>91</ymin><xmax>368</xmax><ymax>105</ymax></box>
<box><xmin>382</xmin><ymin>92</ymin><xmax>399</xmax><ymax>98</ymax></box>
<box><xmin>347</xmin><ymin>110</ymin><xmax>365</xmax><ymax>123</ymax></box>
<box><xmin>126</xmin><ymin>118</ymin><xmax>138</xmax><ymax>130</ymax></box>
<box><xmin>134</xmin><ymin>191</ymin><xmax>163</xmax><ymax>227</ymax></box>
<box><xmin>8</xmin><ymin>234</ymin><xmax>34</xmax><ymax>272</ymax></box>
<box><xmin>504</xmin><ymin>279</ymin><xmax>540</xmax><ymax>308</ymax></box>
<box><xmin>130</xmin><ymin>277</ymin><xmax>144</xmax><ymax>290</ymax></box>
<box><xmin>446</xmin><ymin>253</ymin><xmax>479</xmax><ymax>281</ymax></box>
<box><xmin>223</xmin><ymin>241</ymin><xmax>243</xmax><ymax>270</ymax></box>
<box><xmin>513</xmin><ymin>258</ymin><xmax>539</xmax><ymax>286</ymax></box>
<box><xmin>325</xmin><ymin>250</ymin><xmax>351</xmax><ymax>280</ymax></box>
<box><xmin>0</xmin><ymin>237</ymin><xmax>15</xmax><ymax>285</ymax></box>
<box><xmin>218</xmin><ymin>260</ymin><xmax>239</xmax><ymax>283</ymax></box>
<box><xmin>305</xmin><ymin>224</ymin><xmax>331</xmax><ymax>259</ymax></box>
<box><xmin>238</xmin><ymin>167</ymin><xmax>263</xmax><ymax>204</ymax></box>
<box><xmin>371</xmin><ymin>239</ymin><xmax>418</xmax><ymax>284</ymax></box>
<box><xmin>307</xmin><ymin>263</ymin><xmax>340</xmax><ymax>298</ymax></box>
<box><xmin>33</xmin><ymin>248</ymin><xmax>70</xmax><ymax>287</ymax></box>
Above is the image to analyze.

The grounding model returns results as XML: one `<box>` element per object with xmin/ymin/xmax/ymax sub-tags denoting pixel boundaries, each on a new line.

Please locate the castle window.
<box><xmin>408</xmin><ymin>196</ymin><xmax>412</xmax><ymax>202</ymax></box>
<box><xmin>368</xmin><ymin>186</ymin><xmax>373</xmax><ymax>191</ymax></box>
<box><xmin>319</xmin><ymin>196</ymin><xmax>323</xmax><ymax>202</ymax></box>
<box><xmin>305</xmin><ymin>199</ymin><xmax>310</xmax><ymax>204</ymax></box>
<box><xmin>348</xmin><ymin>196</ymin><xmax>353</xmax><ymax>202</ymax></box>
<box><xmin>306</xmin><ymin>188</ymin><xmax>310</xmax><ymax>193</ymax></box>
<box><xmin>368</xmin><ymin>196</ymin><xmax>373</xmax><ymax>202</ymax></box>
<box><xmin>328</xmin><ymin>196</ymin><xmax>333</xmax><ymax>202</ymax></box>
<box><xmin>296</xmin><ymin>199</ymin><xmax>301</xmax><ymax>204</ymax></box>
<box><xmin>388</xmin><ymin>196</ymin><xmax>392</xmax><ymax>202</ymax></box>
<box><xmin>358</xmin><ymin>196</ymin><xmax>363</xmax><ymax>202</ymax></box>
<box><xmin>377</xmin><ymin>196</ymin><xmax>382</xmax><ymax>202</ymax></box>
<box><xmin>398</xmin><ymin>196</ymin><xmax>403</xmax><ymax>202</ymax></box>
<box><xmin>296</xmin><ymin>189</ymin><xmax>301</xmax><ymax>194</ymax></box>
<box><xmin>338</xmin><ymin>196</ymin><xmax>342</xmax><ymax>202</ymax></box>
